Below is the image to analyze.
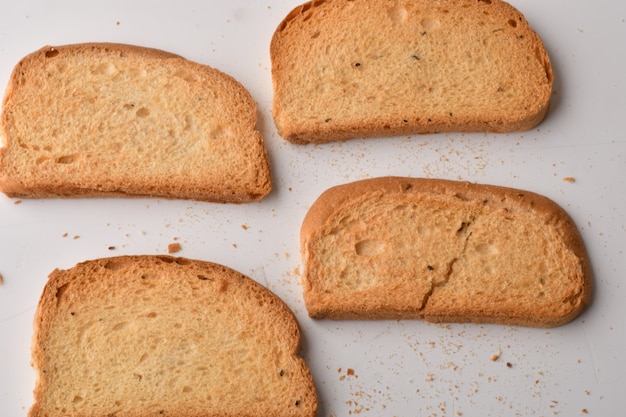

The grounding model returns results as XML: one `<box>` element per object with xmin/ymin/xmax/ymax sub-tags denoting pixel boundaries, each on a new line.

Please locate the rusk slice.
<box><xmin>301</xmin><ymin>177</ymin><xmax>591</xmax><ymax>327</ymax></box>
<box><xmin>30</xmin><ymin>256</ymin><xmax>317</xmax><ymax>417</ymax></box>
<box><xmin>271</xmin><ymin>0</ymin><xmax>554</xmax><ymax>143</ymax></box>
<box><xmin>0</xmin><ymin>43</ymin><xmax>271</xmax><ymax>202</ymax></box>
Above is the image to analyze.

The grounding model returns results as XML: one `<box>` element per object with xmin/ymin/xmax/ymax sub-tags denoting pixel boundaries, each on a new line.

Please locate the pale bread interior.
<box><xmin>30</xmin><ymin>256</ymin><xmax>317</xmax><ymax>417</ymax></box>
<box><xmin>271</xmin><ymin>0</ymin><xmax>553</xmax><ymax>143</ymax></box>
<box><xmin>301</xmin><ymin>177</ymin><xmax>591</xmax><ymax>327</ymax></box>
<box><xmin>0</xmin><ymin>43</ymin><xmax>271</xmax><ymax>202</ymax></box>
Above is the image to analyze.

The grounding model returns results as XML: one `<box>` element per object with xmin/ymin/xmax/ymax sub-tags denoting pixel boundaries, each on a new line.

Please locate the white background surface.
<box><xmin>0</xmin><ymin>1</ymin><xmax>625</xmax><ymax>416</ymax></box>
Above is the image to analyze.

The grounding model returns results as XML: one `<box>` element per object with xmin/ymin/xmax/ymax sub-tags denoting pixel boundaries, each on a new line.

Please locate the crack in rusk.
<box><xmin>420</xmin><ymin>217</ymin><xmax>475</xmax><ymax>311</ymax></box>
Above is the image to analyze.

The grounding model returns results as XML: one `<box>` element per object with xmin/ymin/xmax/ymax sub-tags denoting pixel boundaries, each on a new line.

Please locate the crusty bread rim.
<box><xmin>33</xmin><ymin>255</ymin><xmax>310</xmax><ymax>363</ymax></box>
<box><xmin>300</xmin><ymin>177</ymin><xmax>592</xmax><ymax>326</ymax></box>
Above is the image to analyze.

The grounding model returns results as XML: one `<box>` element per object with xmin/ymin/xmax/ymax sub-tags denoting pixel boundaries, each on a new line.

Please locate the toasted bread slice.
<box><xmin>29</xmin><ymin>256</ymin><xmax>317</xmax><ymax>417</ymax></box>
<box><xmin>271</xmin><ymin>0</ymin><xmax>553</xmax><ymax>143</ymax></box>
<box><xmin>0</xmin><ymin>43</ymin><xmax>271</xmax><ymax>202</ymax></box>
<box><xmin>301</xmin><ymin>177</ymin><xmax>591</xmax><ymax>327</ymax></box>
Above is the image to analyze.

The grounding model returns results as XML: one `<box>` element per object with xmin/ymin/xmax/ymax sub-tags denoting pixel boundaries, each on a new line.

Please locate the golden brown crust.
<box><xmin>30</xmin><ymin>256</ymin><xmax>317</xmax><ymax>417</ymax></box>
<box><xmin>271</xmin><ymin>0</ymin><xmax>553</xmax><ymax>144</ymax></box>
<box><xmin>0</xmin><ymin>43</ymin><xmax>272</xmax><ymax>202</ymax></box>
<box><xmin>301</xmin><ymin>177</ymin><xmax>591</xmax><ymax>327</ymax></box>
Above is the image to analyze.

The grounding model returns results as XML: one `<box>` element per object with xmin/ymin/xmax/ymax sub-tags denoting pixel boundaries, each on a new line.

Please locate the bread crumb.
<box><xmin>108</xmin><ymin>246</ymin><xmax>116</xmax><ymax>250</ymax></box>
<box><xmin>563</xmin><ymin>177</ymin><xmax>575</xmax><ymax>183</ymax></box>
<box><xmin>62</xmin><ymin>233</ymin><xmax>68</xmax><ymax>238</ymax></box>
<box><xmin>14</xmin><ymin>200</ymin><xmax>22</xmax><ymax>205</ymax></box>
<box><xmin>581</xmin><ymin>409</ymin><xmax>588</xmax><ymax>414</ymax></box>
<box><xmin>339</xmin><ymin>367</ymin><xmax>359</xmax><ymax>381</ymax></box>
<box><xmin>168</xmin><ymin>242</ymin><xmax>182</xmax><ymax>253</ymax></box>
<box><xmin>491</xmin><ymin>349</ymin><xmax>502</xmax><ymax>361</ymax></box>
<box><xmin>73</xmin><ymin>235</ymin><xmax>80</xmax><ymax>240</ymax></box>
<box><xmin>241</xmin><ymin>224</ymin><xmax>249</xmax><ymax>230</ymax></box>
<box><xmin>0</xmin><ymin>273</ymin><xmax>4</xmax><ymax>285</ymax></box>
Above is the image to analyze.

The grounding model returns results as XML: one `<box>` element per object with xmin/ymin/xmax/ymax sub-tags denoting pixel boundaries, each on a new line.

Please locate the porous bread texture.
<box><xmin>301</xmin><ymin>177</ymin><xmax>591</xmax><ymax>327</ymax></box>
<box><xmin>271</xmin><ymin>0</ymin><xmax>554</xmax><ymax>143</ymax></box>
<box><xmin>0</xmin><ymin>43</ymin><xmax>271</xmax><ymax>202</ymax></box>
<box><xmin>30</xmin><ymin>256</ymin><xmax>317</xmax><ymax>417</ymax></box>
